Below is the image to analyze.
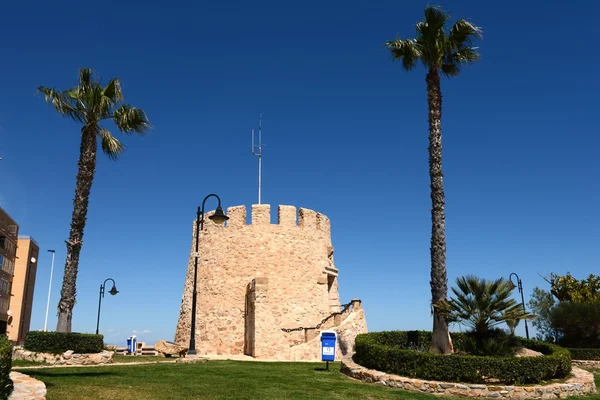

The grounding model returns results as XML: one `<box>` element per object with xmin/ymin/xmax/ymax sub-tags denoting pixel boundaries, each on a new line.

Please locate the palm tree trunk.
<box><xmin>426</xmin><ymin>68</ymin><xmax>452</xmax><ymax>354</ymax></box>
<box><xmin>56</xmin><ymin>125</ymin><xmax>97</xmax><ymax>332</ymax></box>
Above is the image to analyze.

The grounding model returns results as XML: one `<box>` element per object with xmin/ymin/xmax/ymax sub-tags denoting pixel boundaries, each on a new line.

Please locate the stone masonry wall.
<box><xmin>573</xmin><ymin>360</ymin><xmax>600</xmax><ymax>369</ymax></box>
<box><xmin>174</xmin><ymin>205</ymin><xmax>343</xmax><ymax>357</ymax></box>
<box><xmin>286</xmin><ymin>304</ymin><xmax>368</xmax><ymax>361</ymax></box>
<box><xmin>13</xmin><ymin>348</ymin><xmax>114</xmax><ymax>366</ymax></box>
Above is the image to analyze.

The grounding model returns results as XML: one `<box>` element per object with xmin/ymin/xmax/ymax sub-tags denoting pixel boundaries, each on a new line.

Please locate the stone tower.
<box><xmin>174</xmin><ymin>204</ymin><xmax>367</xmax><ymax>360</ymax></box>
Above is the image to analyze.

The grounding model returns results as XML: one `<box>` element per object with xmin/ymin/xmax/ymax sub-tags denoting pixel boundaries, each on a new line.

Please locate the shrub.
<box><xmin>569</xmin><ymin>348</ymin><xmax>600</xmax><ymax>360</ymax></box>
<box><xmin>0</xmin><ymin>335</ymin><xmax>13</xmax><ymax>399</ymax></box>
<box><xmin>551</xmin><ymin>301</ymin><xmax>600</xmax><ymax>348</ymax></box>
<box><xmin>353</xmin><ymin>331</ymin><xmax>571</xmax><ymax>384</ymax></box>
<box><xmin>24</xmin><ymin>331</ymin><xmax>104</xmax><ymax>354</ymax></box>
<box><xmin>438</xmin><ymin>276</ymin><xmax>534</xmax><ymax>351</ymax></box>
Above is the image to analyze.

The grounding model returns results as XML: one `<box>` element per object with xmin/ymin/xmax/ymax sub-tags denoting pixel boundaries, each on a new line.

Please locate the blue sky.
<box><xmin>0</xmin><ymin>0</ymin><xmax>598</xmax><ymax>346</ymax></box>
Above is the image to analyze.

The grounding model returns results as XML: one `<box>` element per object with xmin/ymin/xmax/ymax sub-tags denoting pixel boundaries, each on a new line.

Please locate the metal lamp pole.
<box><xmin>43</xmin><ymin>250</ymin><xmax>56</xmax><ymax>332</ymax></box>
<box><xmin>509</xmin><ymin>272</ymin><xmax>529</xmax><ymax>339</ymax></box>
<box><xmin>188</xmin><ymin>194</ymin><xmax>228</xmax><ymax>356</ymax></box>
<box><xmin>96</xmin><ymin>278</ymin><xmax>119</xmax><ymax>335</ymax></box>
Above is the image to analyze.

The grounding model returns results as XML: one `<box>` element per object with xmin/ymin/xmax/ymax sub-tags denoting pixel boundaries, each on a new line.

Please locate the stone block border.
<box><xmin>13</xmin><ymin>348</ymin><xmax>114</xmax><ymax>366</ymax></box>
<box><xmin>341</xmin><ymin>354</ymin><xmax>596</xmax><ymax>399</ymax></box>
<box><xmin>8</xmin><ymin>371</ymin><xmax>46</xmax><ymax>400</ymax></box>
<box><xmin>573</xmin><ymin>360</ymin><xmax>600</xmax><ymax>369</ymax></box>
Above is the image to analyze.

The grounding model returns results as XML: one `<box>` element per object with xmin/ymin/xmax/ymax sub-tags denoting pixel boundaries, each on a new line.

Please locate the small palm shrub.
<box><xmin>437</xmin><ymin>275</ymin><xmax>534</xmax><ymax>355</ymax></box>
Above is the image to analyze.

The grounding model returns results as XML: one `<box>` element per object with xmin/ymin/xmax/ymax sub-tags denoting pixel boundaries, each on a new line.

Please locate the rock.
<box><xmin>155</xmin><ymin>340</ymin><xmax>188</xmax><ymax>357</ymax></box>
<box><xmin>514</xmin><ymin>347</ymin><xmax>543</xmax><ymax>357</ymax></box>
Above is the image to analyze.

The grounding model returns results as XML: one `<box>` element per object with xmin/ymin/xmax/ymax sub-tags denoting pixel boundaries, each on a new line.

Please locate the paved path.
<box><xmin>8</xmin><ymin>372</ymin><xmax>46</xmax><ymax>400</ymax></box>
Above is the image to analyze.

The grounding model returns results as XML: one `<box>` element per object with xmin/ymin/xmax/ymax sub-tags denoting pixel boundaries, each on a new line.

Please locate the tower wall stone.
<box><xmin>174</xmin><ymin>205</ymin><xmax>349</xmax><ymax>357</ymax></box>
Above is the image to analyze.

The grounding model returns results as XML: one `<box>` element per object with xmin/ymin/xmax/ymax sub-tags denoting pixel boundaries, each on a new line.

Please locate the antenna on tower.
<box><xmin>251</xmin><ymin>114</ymin><xmax>264</xmax><ymax>204</ymax></box>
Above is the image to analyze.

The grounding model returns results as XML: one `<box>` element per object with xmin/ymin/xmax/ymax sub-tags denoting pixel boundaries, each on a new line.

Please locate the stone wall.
<box><xmin>175</xmin><ymin>204</ymin><xmax>351</xmax><ymax>358</ymax></box>
<box><xmin>342</xmin><ymin>355</ymin><xmax>596</xmax><ymax>399</ymax></box>
<box><xmin>13</xmin><ymin>348</ymin><xmax>114</xmax><ymax>366</ymax></box>
<box><xmin>573</xmin><ymin>360</ymin><xmax>600</xmax><ymax>369</ymax></box>
<box><xmin>286</xmin><ymin>302</ymin><xmax>367</xmax><ymax>361</ymax></box>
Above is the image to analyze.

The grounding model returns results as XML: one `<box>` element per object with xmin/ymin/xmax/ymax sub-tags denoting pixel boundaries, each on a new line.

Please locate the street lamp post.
<box><xmin>188</xmin><ymin>194</ymin><xmax>228</xmax><ymax>356</ymax></box>
<box><xmin>96</xmin><ymin>278</ymin><xmax>119</xmax><ymax>335</ymax></box>
<box><xmin>43</xmin><ymin>250</ymin><xmax>56</xmax><ymax>332</ymax></box>
<box><xmin>509</xmin><ymin>272</ymin><xmax>529</xmax><ymax>339</ymax></box>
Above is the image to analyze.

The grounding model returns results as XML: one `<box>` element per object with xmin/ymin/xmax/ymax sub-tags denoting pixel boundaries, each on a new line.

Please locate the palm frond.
<box><xmin>414</xmin><ymin>6</ymin><xmax>452</xmax><ymax>68</ymax></box>
<box><xmin>386</xmin><ymin>39</ymin><xmax>421</xmax><ymax>71</ymax></box>
<box><xmin>449</xmin><ymin>19</ymin><xmax>482</xmax><ymax>49</ymax></box>
<box><xmin>99</xmin><ymin>129</ymin><xmax>124</xmax><ymax>160</ymax></box>
<box><xmin>423</xmin><ymin>6</ymin><xmax>450</xmax><ymax>36</ymax></box>
<box><xmin>37</xmin><ymin>86</ymin><xmax>85</xmax><ymax>123</ymax></box>
<box><xmin>452</xmin><ymin>47</ymin><xmax>480</xmax><ymax>64</ymax></box>
<box><xmin>78</xmin><ymin>68</ymin><xmax>94</xmax><ymax>91</ymax></box>
<box><xmin>103</xmin><ymin>78</ymin><xmax>123</xmax><ymax>104</ymax></box>
<box><xmin>113</xmin><ymin>104</ymin><xmax>150</xmax><ymax>134</ymax></box>
<box><xmin>440</xmin><ymin>63</ymin><xmax>460</xmax><ymax>77</ymax></box>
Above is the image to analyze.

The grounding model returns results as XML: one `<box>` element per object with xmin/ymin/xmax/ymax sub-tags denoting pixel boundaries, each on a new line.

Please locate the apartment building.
<box><xmin>9</xmin><ymin>237</ymin><xmax>39</xmax><ymax>344</ymax></box>
<box><xmin>0</xmin><ymin>207</ymin><xmax>19</xmax><ymax>335</ymax></box>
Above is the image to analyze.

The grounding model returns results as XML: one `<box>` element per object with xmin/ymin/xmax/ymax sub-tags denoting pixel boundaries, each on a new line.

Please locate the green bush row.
<box><xmin>24</xmin><ymin>331</ymin><xmax>104</xmax><ymax>354</ymax></box>
<box><xmin>0</xmin><ymin>335</ymin><xmax>13</xmax><ymax>399</ymax></box>
<box><xmin>569</xmin><ymin>348</ymin><xmax>600</xmax><ymax>361</ymax></box>
<box><xmin>353</xmin><ymin>330</ymin><xmax>571</xmax><ymax>384</ymax></box>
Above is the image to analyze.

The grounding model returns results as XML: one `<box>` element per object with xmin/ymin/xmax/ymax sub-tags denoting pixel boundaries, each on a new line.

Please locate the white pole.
<box><xmin>44</xmin><ymin>250</ymin><xmax>55</xmax><ymax>332</ymax></box>
<box><xmin>258</xmin><ymin>152</ymin><xmax>262</xmax><ymax>204</ymax></box>
<box><xmin>258</xmin><ymin>114</ymin><xmax>262</xmax><ymax>204</ymax></box>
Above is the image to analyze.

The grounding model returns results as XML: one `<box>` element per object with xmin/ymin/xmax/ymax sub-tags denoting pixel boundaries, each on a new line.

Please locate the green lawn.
<box><xmin>23</xmin><ymin>361</ymin><xmax>435</xmax><ymax>400</ymax></box>
<box><xmin>112</xmin><ymin>355</ymin><xmax>175</xmax><ymax>363</ymax></box>
<box><xmin>20</xmin><ymin>361</ymin><xmax>600</xmax><ymax>400</ymax></box>
<box><xmin>12</xmin><ymin>359</ymin><xmax>49</xmax><ymax>367</ymax></box>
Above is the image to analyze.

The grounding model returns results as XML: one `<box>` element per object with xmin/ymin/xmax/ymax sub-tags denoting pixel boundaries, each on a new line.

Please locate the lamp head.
<box><xmin>209</xmin><ymin>206</ymin><xmax>229</xmax><ymax>225</ymax></box>
<box><xmin>109</xmin><ymin>284</ymin><xmax>119</xmax><ymax>296</ymax></box>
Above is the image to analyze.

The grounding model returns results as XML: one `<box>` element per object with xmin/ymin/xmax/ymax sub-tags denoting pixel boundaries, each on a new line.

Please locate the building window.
<box><xmin>0</xmin><ymin>256</ymin><xmax>13</xmax><ymax>275</ymax></box>
<box><xmin>0</xmin><ymin>299</ymin><xmax>8</xmax><ymax>312</ymax></box>
<box><xmin>0</xmin><ymin>279</ymin><xmax>9</xmax><ymax>295</ymax></box>
<box><xmin>0</xmin><ymin>237</ymin><xmax>16</xmax><ymax>257</ymax></box>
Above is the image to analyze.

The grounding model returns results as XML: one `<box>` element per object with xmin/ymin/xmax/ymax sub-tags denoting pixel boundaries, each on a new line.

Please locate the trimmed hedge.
<box><xmin>353</xmin><ymin>330</ymin><xmax>571</xmax><ymax>385</ymax></box>
<box><xmin>569</xmin><ymin>348</ymin><xmax>600</xmax><ymax>361</ymax></box>
<box><xmin>24</xmin><ymin>331</ymin><xmax>104</xmax><ymax>354</ymax></box>
<box><xmin>0</xmin><ymin>335</ymin><xmax>13</xmax><ymax>399</ymax></box>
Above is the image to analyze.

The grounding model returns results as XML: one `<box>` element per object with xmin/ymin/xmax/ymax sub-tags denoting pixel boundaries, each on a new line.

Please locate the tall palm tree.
<box><xmin>39</xmin><ymin>68</ymin><xmax>150</xmax><ymax>332</ymax></box>
<box><xmin>386</xmin><ymin>6</ymin><xmax>482</xmax><ymax>354</ymax></box>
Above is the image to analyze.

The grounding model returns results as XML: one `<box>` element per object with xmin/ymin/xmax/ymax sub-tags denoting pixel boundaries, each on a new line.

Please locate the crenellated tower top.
<box><xmin>202</xmin><ymin>204</ymin><xmax>331</xmax><ymax>237</ymax></box>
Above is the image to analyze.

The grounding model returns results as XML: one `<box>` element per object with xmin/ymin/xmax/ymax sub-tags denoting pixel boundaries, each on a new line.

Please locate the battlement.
<box><xmin>203</xmin><ymin>204</ymin><xmax>331</xmax><ymax>235</ymax></box>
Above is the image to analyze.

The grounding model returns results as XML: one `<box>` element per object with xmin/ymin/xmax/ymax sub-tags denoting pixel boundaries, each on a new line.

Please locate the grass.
<box><xmin>12</xmin><ymin>359</ymin><xmax>48</xmax><ymax>367</ymax></box>
<box><xmin>19</xmin><ymin>361</ymin><xmax>600</xmax><ymax>400</ymax></box>
<box><xmin>113</xmin><ymin>355</ymin><xmax>175</xmax><ymax>363</ymax></box>
<box><xmin>24</xmin><ymin>361</ymin><xmax>437</xmax><ymax>400</ymax></box>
